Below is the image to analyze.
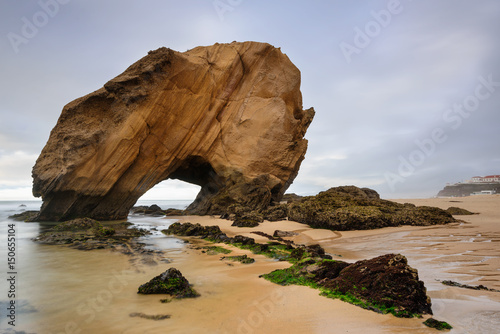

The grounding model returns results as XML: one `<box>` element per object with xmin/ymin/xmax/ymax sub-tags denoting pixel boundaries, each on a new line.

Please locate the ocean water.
<box><xmin>0</xmin><ymin>199</ymin><xmax>191</xmax><ymax>333</ymax></box>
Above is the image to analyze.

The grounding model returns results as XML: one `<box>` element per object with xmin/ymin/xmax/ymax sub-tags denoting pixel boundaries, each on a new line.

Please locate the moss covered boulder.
<box><xmin>445</xmin><ymin>206</ymin><xmax>474</xmax><ymax>215</ymax></box>
<box><xmin>263</xmin><ymin>253</ymin><xmax>432</xmax><ymax>318</ymax></box>
<box><xmin>138</xmin><ymin>268</ymin><xmax>199</xmax><ymax>298</ymax></box>
<box><xmin>288</xmin><ymin>186</ymin><xmax>455</xmax><ymax>230</ymax></box>
<box><xmin>33</xmin><ymin>218</ymin><xmax>148</xmax><ymax>250</ymax></box>
<box><xmin>322</xmin><ymin>253</ymin><xmax>432</xmax><ymax>316</ymax></box>
<box><xmin>162</xmin><ymin>222</ymin><xmax>226</xmax><ymax>239</ymax></box>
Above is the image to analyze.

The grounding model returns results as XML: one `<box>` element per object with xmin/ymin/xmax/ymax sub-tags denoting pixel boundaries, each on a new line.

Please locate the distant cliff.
<box><xmin>437</xmin><ymin>183</ymin><xmax>500</xmax><ymax>197</ymax></box>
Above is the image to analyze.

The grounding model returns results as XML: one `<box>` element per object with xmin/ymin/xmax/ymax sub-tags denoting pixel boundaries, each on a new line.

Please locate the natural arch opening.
<box><xmin>138</xmin><ymin>179</ymin><xmax>201</xmax><ymax>202</ymax></box>
<box><xmin>32</xmin><ymin>43</ymin><xmax>314</xmax><ymax>221</ymax></box>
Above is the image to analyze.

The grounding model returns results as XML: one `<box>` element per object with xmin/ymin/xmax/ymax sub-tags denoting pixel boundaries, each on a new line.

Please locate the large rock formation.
<box><xmin>287</xmin><ymin>186</ymin><xmax>456</xmax><ymax>230</ymax></box>
<box><xmin>32</xmin><ymin>42</ymin><xmax>314</xmax><ymax>221</ymax></box>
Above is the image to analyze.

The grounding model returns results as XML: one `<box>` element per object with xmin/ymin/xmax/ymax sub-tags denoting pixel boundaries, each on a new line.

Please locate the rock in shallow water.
<box><xmin>137</xmin><ymin>268</ymin><xmax>199</xmax><ymax>298</ymax></box>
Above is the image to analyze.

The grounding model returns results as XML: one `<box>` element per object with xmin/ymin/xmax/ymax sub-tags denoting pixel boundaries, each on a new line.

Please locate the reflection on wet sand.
<box><xmin>2</xmin><ymin>195</ymin><xmax>500</xmax><ymax>333</ymax></box>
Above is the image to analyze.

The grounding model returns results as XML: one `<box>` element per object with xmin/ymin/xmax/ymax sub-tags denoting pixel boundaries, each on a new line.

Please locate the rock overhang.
<box><xmin>32</xmin><ymin>41</ymin><xmax>314</xmax><ymax>221</ymax></box>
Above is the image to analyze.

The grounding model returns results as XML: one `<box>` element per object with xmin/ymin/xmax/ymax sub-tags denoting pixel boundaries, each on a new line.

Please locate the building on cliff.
<box><xmin>469</xmin><ymin>175</ymin><xmax>500</xmax><ymax>183</ymax></box>
<box><xmin>437</xmin><ymin>174</ymin><xmax>500</xmax><ymax>197</ymax></box>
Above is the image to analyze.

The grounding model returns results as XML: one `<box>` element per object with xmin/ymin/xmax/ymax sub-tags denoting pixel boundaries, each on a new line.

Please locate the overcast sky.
<box><xmin>1</xmin><ymin>0</ymin><xmax>499</xmax><ymax>201</ymax></box>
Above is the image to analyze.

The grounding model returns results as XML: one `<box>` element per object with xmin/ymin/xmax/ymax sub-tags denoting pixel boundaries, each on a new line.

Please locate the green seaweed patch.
<box><xmin>319</xmin><ymin>288</ymin><xmax>417</xmax><ymax>318</ymax></box>
<box><xmin>93</xmin><ymin>225</ymin><xmax>116</xmax><ymax>237</ymax></box>
<box><xmin>261</xmin><ymin>267</ymin><xmax>313</xmax><ymax>287</ymax></box>
<box><xmin>423</xmin><ymin>318</ymin><xmax>453</xmax><ymax>330</ymax></box>
<box><xmin>204</xmin><ymin>246</ymin><xmax>232</xmax><ymax>255</ymax></box>
<box><xmin>137</xmin><ymin>268</ymin><xmax>199</xmax><ymax>298</ymax></box>
<box><xmin>261</xmin><ymin>259</ymin><xmax>421</xmax><ymax>318</ymax></box>
<box><xmin>230</xmin><ymin>242</ymin><xmax>295</xmax><ymax>261</ymax></box>
<box><xmin>220</xmin><ymin>254</ymin><xmax>255</xmax><ymax>264</ymax></box>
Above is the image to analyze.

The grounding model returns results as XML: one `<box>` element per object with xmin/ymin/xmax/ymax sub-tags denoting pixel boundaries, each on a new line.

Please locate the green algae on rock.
<box><xmin>262</xmin><ymin>253</ymin><xmax>433</xmax><ymax>318</ymax></box>
<box><xmin>137</xmin><ymin>268</ymin><xmax>199</xmax><ymax>298</ymax></box>
<box><xmin>287</xmin><ymin>186</ymin><xmax>455</xmax><ymax>230</ymax></box>
<box><xmin>445</xmin><ymin>206</ymin><xmax>475</xmax><ymax>215</ymax></box>
<box><xmin>423</xmin><ymin>318</ymin><xmax>453</xmax><ymax>330</ymax></box>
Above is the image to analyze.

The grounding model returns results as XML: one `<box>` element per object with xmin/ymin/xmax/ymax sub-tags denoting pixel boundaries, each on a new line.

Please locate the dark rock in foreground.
<box><xmin>321</xmin><ymin>254</ymin><xmax>432</xmax><ymax>316</ymax></box>
<box><xmin>263</xmin><ymin>253</ymin><xmax>432</xmax><ymax>317</ymax></box>
<box><xmin>423</xmin><ymin>318</ymin><xmax>453</xmax><ymax>330</ymax></box>
<box><xmin>288</xmin><ymin>186</ymin><xmax>455</xmax><ymax>230</ymax></box>
<box><xmin>137</xmin><ymin>268</ymin><xmax>199</xmax><ymax>298</ymax></box>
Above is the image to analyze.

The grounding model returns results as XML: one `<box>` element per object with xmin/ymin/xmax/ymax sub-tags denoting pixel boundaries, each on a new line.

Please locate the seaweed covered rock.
<box><xmin>231</xmin><ymin>211</ymin><xmax>264</xmax><ymax>227</ymax></box>
<box><xmin>138</xmin><ymin>268</ymin><xmax>199</xmax><ymax>298</ymax></box>
<box><xmin>9</xmin><ymin>210</ymin><xmax>39</xmax><ymax>222</ymax></box>
<box><xmin>263</xmin><ymin>253</ymin><xmax>432</xmax><ymax>317</ymax></box>
<box><xmin>322</xmin><ymin>254</ymin><xmax>432</xmax><ymax>316</ymax></box>
<box><xmin>33</xmin><ymin>218</ymin><xmax>147</xmax><ymax>250</ymax></box>
<box><xmin>423</xmin><ymin>318</ymin><xmax>453</xmax><ymax>330</ymax></box>
<box><xmin>262</xmin><ymin>204</ymin><xmax>289</xmax><ymax>221</ymax></box>
<box><xmin>34</xmin><ymin>218</ymin><xmax>115</xmax><ymax>244</ymax></box>
<box><xmin>162</xmin><ymin>222</ymin><xmax>225</xmax><ymax>239</ymax></box>
<box><xmin>288</xmin><ymin>186</ymin><xmax>455</xmax><ymax>230</ymax></box>
<box><xmin>445</xmin><ymin>206</ymin><xmax>474</xmax><ymax>215</ymax></box>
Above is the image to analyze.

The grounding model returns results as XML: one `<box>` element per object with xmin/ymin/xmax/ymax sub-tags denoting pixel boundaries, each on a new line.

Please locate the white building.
<box><xmin>469</xmin><ymin>175</ymin><xmax>500</xmax><ymax>183</ymax></box>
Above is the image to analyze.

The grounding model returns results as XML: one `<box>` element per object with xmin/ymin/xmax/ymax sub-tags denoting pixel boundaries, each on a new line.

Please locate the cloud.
<box><xmin>0</xmin><ymin>150</ymin><xmax>37</xmax><ymax>187</ymax></box>
<box><xmin>1</xmin><ymin>1</ymin><xmax>499</xmax><ymax>201</ymax></box>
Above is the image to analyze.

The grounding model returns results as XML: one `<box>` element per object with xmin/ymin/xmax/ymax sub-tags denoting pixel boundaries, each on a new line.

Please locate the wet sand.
<box><xmin>10</xmin><ymin>195</ymin><xmax>500</xmax><ymax>333</ymax></box>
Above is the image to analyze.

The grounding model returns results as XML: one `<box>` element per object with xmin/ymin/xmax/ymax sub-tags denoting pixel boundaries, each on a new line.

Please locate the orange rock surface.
<box><xmin>32</xmin><ymin>42</ymin><xmax>314</xmax><ymax>221</ymax></box>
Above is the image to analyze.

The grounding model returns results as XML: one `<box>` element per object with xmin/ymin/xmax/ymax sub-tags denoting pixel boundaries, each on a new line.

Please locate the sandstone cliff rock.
<box><xmin>32</xmin><ymin>42</ymin><xmax>314</xmax><ymax>221</ymax></box>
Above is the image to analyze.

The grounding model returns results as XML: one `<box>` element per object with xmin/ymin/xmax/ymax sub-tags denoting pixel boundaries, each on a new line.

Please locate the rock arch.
<box><xmin>32</xmin><ymin>42</ymin><xmax>314</xmax><ymax>221</ymax></box>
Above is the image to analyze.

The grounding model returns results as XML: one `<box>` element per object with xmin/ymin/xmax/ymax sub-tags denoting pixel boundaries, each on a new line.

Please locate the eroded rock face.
<box><xmin>32</xmin><ymin>42</ymin><xmax>314</xmax><ymax>221</ymax></box>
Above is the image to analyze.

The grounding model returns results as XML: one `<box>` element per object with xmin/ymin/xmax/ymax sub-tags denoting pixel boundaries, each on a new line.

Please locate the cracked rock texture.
<box><xmin>32</xmin><ymin>42</ymin><xmax>314</xmax><ymax>221</ymax></box>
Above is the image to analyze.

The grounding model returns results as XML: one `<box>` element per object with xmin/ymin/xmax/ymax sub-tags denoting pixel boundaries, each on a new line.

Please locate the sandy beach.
<box><xmin>145</xmin><ymin>194</ymin><xmax>500</xmax><ymax>334</ymax></box>
<box><xmin>6</xmin><ymin>195</ymin><xmax>500</xmax><ymax>333</ymax></box>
